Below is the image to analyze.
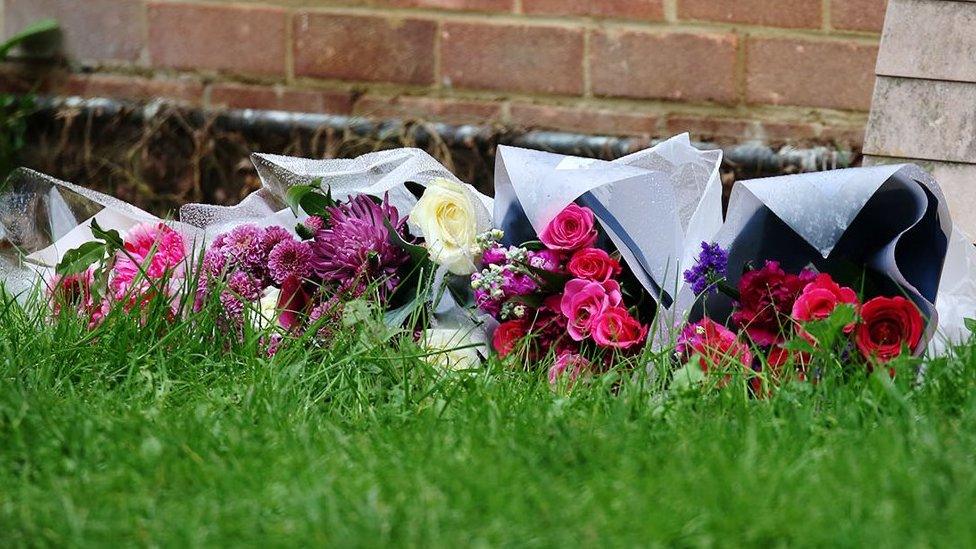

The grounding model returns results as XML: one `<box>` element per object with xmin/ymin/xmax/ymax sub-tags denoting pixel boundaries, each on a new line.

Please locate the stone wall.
<box><xmin>2</xmin><ymin>0</ymin><xmax>886</xmax><ymax>148</ymax></box>
<box><xmin>864</xmin><ymin>0</ymin><xmax>976</xmax><ymax>235</ymax></box>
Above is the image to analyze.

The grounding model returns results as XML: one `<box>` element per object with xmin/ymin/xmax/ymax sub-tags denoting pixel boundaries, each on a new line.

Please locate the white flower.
<box><xmin>421</xmin><ymin>327</ymin><xmax>485</xmax><ymax>371</ymax></box>
<box><xmin>252</xmin><ymin>287</ymin><xmax>280</xmax><ymax>330</ymax></box>
<box><xmin>410</xmin><ymin>178</ymin><xmax>485</xmax><ymax>275</ymax></box>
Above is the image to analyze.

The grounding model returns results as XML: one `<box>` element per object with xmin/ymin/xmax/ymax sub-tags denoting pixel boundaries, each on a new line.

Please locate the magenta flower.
<box><xmin>268</xmin><ymin>239</ymin><xmax>313</xmax><ymax>285</ymax></box>
<box><xmin>219</xmin><ymin>270</ymin><xmax>263</xmax><ymax>317</ymax></box>
<box><xmin>482</xmin><ymin>244</ymin><xmax>508</xmax><ymax>266</ymax></box>
<box><xmin>310</xmin><ymin>194</ymin><xmax>409</xmax><ymax>297</ymax></box>
<box><xmin>559</xmin><ymin>278</ymin><xmax>622</xmax><ymax>341</ymax></box>
<box><xmin>221</xmin><ymin>224</ymin><xmax>267</xmax><ymax>276</ymax></box>
<box><xmin>549</xmin><ymin>351</ymin><xmax>592</xmax><ymax>388</ymax></box>
<box><xmin>528</xmin><ymin>249</ymin><xmax>562</xmax><ymax>273</ymax></box>
<box><xmin>501</xmin><ymin>270</ymin><xmax>537</xmax><ymax>296</ymax></box>
<box><xmin>262</xmin><ymin>226</ymin><xmax>294</xmax><ymax>255</ymax></box>
<box><xmin>303</xmin><ymin>216</ymin><xmax>324</xmax><ymax>233</ymax></box>
<box><xmin>110</xmin><ymin>222</ymin><xmax>186</xmax><ymax>301</ymax></box>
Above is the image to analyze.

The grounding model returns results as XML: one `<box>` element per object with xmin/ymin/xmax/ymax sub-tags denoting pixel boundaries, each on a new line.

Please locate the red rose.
<box><xmin>493</xmin><ymin>319</ymin><xmax>529</xmax><ymax>358</ymax></box>
<box><xmin>592</xmin><ymin>306</ymin><xmax>647</xmax><ymax>350</ymax></box>
<box><xmin>732</xmin><ymin>261</ymin><xmax>815</xmax><ymax>346</ymax></box>
<box><xmin>540</xmin><ymin>204</ymin><xmax>598</xmax><ymax>251</ymax></box>
<box><xmin>567</xmin><ymin>247</ymin><xmax>622</xmax><ymax>282</ymax></box>
<box><xmin>855</xmin><ymin>296</ymin><xmax>924</xmax><ymax>363</ymax></box>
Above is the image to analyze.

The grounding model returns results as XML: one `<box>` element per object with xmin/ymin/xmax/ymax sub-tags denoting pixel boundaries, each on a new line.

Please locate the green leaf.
<box><xmin>385</xmin><ymin>219</ymin><xmax>430</xmax><ymax>266</ymax></box>
<box><xmin>671</xmin><ymin>362</ymin><xmax>706</xmax><ymax>392</ymax></box>
<box><xmin>90</xmin><ymin>218</ymin><xmax>124</xmax><ymax>251</ymax></box>
<box><xmin>285</xmin><ymin>184</ymin><xmax>335</xmax><ymax>219</ymax></box>
<box><xmin>520</xmin><ymin>240</ymin><xmax>546</xmax><ymax>252</ymax></box>
<box><xmin>56</xmin><ymin>241</ymin><xmax>106</xmax><ymax>276</ymax></box>
<box><xmin>965</xmin><ymin>318</ymin><xmax>976</xmax><ymax>334</ymax></box>
<box><xmin>524</xmin><ymin>263</ymin><xmax>572</xmax><ymax>292</ymax></box>
<box><xmin>0</xmin><ymin>19</ymin><xmax>59</xmax><ymax>59</ymax></box>
<box><xmin>797</xmin><ymin>304</ymin><xmax>858</xmax><ymax>351</ymax></box>
<box><xmin>383</xmin><ymin>294</ymin><xmax>422</xmax><ymax>330</ymax></box>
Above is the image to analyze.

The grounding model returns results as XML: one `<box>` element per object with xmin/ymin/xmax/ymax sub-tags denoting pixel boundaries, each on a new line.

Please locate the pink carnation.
<box><xmin>110</xmin><ymin>222</ymin><xmax>186</xmax><ymax>301</ymax></box>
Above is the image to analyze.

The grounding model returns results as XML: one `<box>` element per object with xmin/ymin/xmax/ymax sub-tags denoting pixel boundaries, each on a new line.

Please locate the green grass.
<box><xmin>2</xmin><ymin>295</ymin><xmax>976</xmax><ymax>547</ymax></box>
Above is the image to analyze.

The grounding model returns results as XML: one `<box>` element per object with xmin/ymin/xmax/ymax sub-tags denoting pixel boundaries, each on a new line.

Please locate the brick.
<box><xmin>509</xmin><ymin>103</ymin><xmax>660</xmax><ymax>136</ymax></box>
<box><xmin>523</xmin><ymin>0</ymin><xmax>665</xmax><ymax>21</ymax></box>
<box><xmin>61</xmin><ymin>74</ymin><xmax>204</xmax><ymax>104</ymax></box>
<box><xmin>294</xmin><ymin>13</ymin><xmax>436</xmax><ymax>85</ymax></box>
<box><xmin>746</xmin><ymin>37</ymin><xmax>878</xmax><ymax>110</ymax></box>
<box><xmin>820</xmin><ymin>124</ymin><xmax>865</xmax><ymax>147</ymax></box>
<box><xmin>381</xmin><ymin>0</ymin><xmax>514</xmax><ymax>10</ymax></box>
<box><xmin>831</xmin><ymin>0</ymin><xmax>888</xmax><ymax>32</ymax></box>
<box><xmin>442</xmin><ymin>23</ymin><xmax>584</xmax><ymax>95</ymax></box>
<box><xmin>678</xmin><ymin>0</ymin><xmax>822</xmax><ymax>28</ymax></box>
<box><xmin>354</xmin><ymin>95</ymin><xmax>501</xmax><ymax>124</ymax></box>
<box><xmin>590</xmin><ymin>30</ymin><xmax>738</xmax><ymax>104</ymax></box>
<box><xmin>148</xmin><ymin>2</ymin><xmax>287</xmax><ymax>75</ymax></box>
<box><xmin>3</xmin><ymin>0</ymin><xmax>144</xmax><ymax>61</ymax></box>
<box><xmin>209</xmin><ymin>83</ymin><xmax>353</xmax><ymax>114</ymax></box>
<box><xmin>666</xmin><ymin>116</ymin><xmax>753</xmax><ymax>143</ymax></box>
<box><xmin>0</xmin><ymin>62</ymin><xmax>62</xmax><ymax>94</ymax></box>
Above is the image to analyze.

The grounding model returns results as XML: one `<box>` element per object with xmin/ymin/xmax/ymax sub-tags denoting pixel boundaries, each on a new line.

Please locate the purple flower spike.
<box><xmin>683</xmin><ymin>241</ymin><xmax>729</xmax><ymax>295</ymax></box>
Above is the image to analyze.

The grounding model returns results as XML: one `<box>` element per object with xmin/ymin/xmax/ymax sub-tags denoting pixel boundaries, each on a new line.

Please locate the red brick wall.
<box><xmin>1</xmin><ymin>0</ymin><xmax>887</xmax><ymax>147</ymax></box>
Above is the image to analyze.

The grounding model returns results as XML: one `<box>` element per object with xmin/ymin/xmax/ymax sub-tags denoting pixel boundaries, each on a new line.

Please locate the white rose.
<box><xmin>410</xmin><ymin>178</ymin><xmax>484</xmax><ymax>275</ymax></box>
<box><xmin>421</xmin><ymin>327</ymin><xmax>485</xmax><ymax>371</ymax></box>
<box><xmin>251</xmin><ymin>287</ymin><xmax>280</xmax><ymax>330</ymax></box>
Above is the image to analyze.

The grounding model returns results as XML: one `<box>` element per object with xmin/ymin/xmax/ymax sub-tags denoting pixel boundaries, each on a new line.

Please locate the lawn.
<box><xmin>2</xmin><ymin>298</ymin><xmax>976</xmax><ymax>546</ymax></box>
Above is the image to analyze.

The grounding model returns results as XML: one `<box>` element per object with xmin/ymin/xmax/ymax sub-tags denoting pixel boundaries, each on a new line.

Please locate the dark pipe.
<box><xmin>32</xmin><ymin>96</ymin><xmax>856</xmax><ymax>178</ymax></box>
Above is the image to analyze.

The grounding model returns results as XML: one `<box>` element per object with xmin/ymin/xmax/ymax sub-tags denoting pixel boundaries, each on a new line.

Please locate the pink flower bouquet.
<box><xmin>473</xmin><ymin>204</ymin><xmax>650</xmax><ymax>381</ymax></box>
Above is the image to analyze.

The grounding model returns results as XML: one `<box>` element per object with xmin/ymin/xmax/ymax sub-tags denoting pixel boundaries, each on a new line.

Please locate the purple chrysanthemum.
<box><xmin>268</xmin><ymin>239</ymin><xmax>313</xmax><ymax>285</ymax></box>
<box><xmin>262</xmin><ymin>226</ymin><xmax>293</xmax><ymax>255</ymax></box>
<box><xmin>308</xmin><ymin>297</ymin><xmax>342</xmax><ymax>341</ymax></box>
<box><xmin>310</xmin><ymin>195</ymin><xmax>409</xmax><ymax>297</ymax></box>
<box><xmin>683</xmin><ymin>241</ymin><xmax>729</xmax><ymax>295</ymax></box>
<box><xmin>222</xmin><ymin>224</ymin><xmax>267</xmax><ymax>276</ymax></box>
<box><xmin>202</xmin><ymin>248</ymin><xmax>227</xmax><ymax>277</ymax></box>
<box><xmin>220</xmin><ymin>270</ymin><xmax>263</xmax><ymax>317</ymax></box>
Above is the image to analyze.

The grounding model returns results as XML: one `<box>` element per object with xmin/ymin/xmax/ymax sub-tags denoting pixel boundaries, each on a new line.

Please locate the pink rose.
<box><xmin>567</xmin><ymin>247</ymin><xmax>622</xmax><ymax>282</ymax></box>
<box><xmin>791</xmin><ymin>273</ymin><xmax>860</xmax><ymax>325</ymax></box>
<box><xmin>559</xmin><ymin>278</ymin><xmax>622</xmax><ymax>341</ymax></box>
<box><xmin>677</xmin><ymin>318</ymin><xmax>753</xmax><ymax>373</ymax></box>
<box><xmin>548</xmin><ymin>352</ymin><xmax>592</xmax><ymax>388</ymax></box>
<box><xmin>540</xmin><ymin>204</ymin><xmax>598</xmax><ymax>251</ymax></box>
<box><xmin>592</xmin><ymin>306</ymin><xmax>647</xmax><ymax>350</ymax></box>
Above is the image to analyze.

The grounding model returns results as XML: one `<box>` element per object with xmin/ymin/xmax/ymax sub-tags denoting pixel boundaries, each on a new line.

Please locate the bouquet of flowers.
<box><xmin>676</xmin><ymin>241</ymin><xmax>927</xmax><ymax>392</ymax></box>
<box><xmin>47</xmin><ymin>220</ymin><xmax>189</xmax><ymax>328</ymax></box>
<box><xmin>5</xmin><ymin>149</ymin><xmax>496</xmax><ymax>369</ymax></box>
<box><xmin>475</xmin><ymin>203</ymin><xmax>651</xmax><ymax>384</ymax></box>
<box><xmin>192</xmin><ymin>174</ymin><xmax>493</xmax><ymax>362</ymax></box>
